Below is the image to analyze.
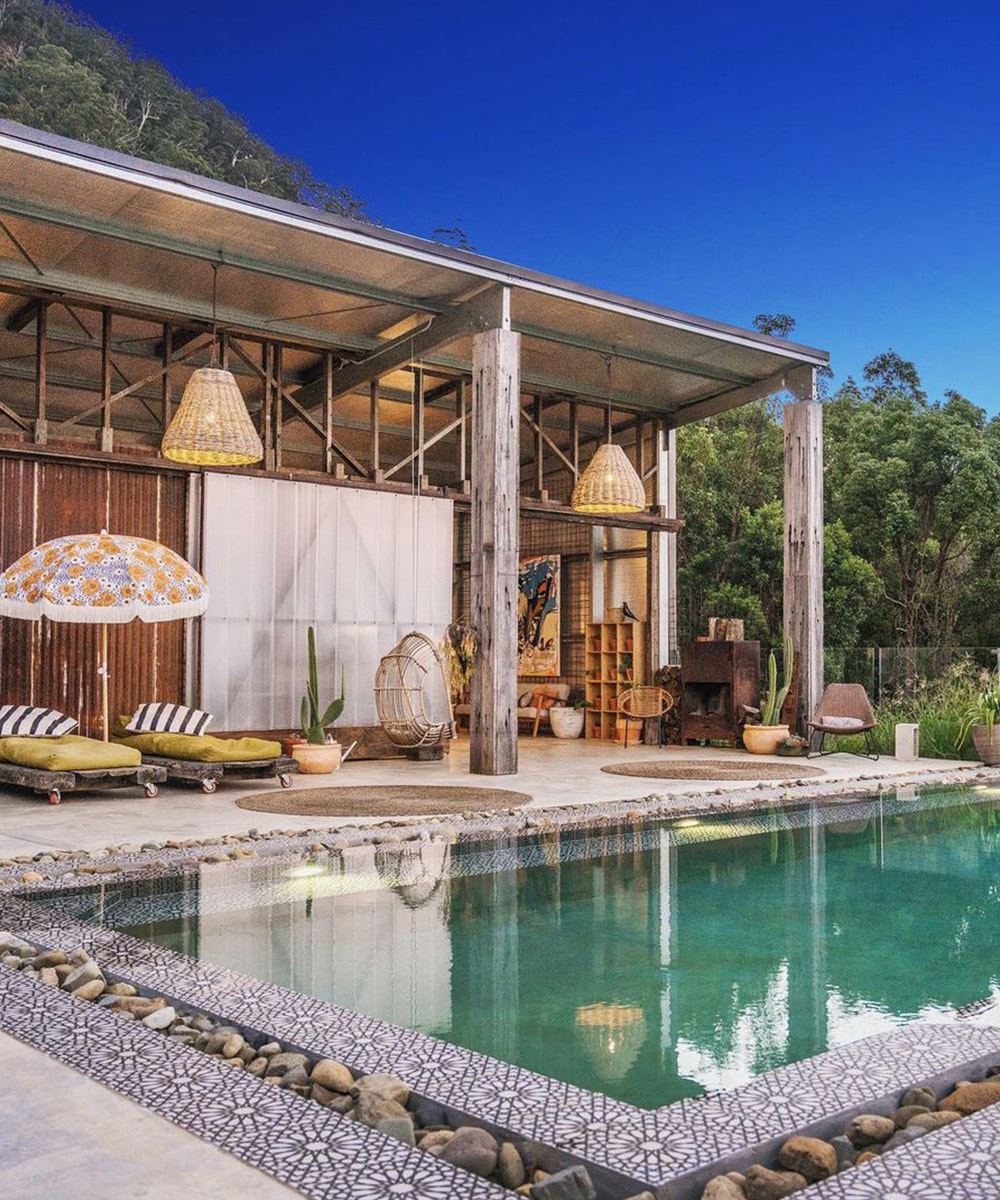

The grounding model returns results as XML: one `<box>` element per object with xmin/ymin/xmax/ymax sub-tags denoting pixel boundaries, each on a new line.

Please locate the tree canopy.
<box><xmin>677</xmin><ymin>319</ymin><xmax>1000</xmax><ymax>650</ymax></box>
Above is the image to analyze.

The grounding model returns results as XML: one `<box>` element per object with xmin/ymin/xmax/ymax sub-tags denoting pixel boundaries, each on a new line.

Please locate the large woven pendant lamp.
<box><xmin>571</xmin><ymin>356</ymin><xmax>646</xmax><ymax>513</ymax></box>
<box><xmin>161</xmin><ymin>265</ymin><xmax>263</xmax><ymax>466</ymax></box>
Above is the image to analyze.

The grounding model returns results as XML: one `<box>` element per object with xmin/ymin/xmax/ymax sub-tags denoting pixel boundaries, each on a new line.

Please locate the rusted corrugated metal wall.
<box><xmin>0</xmin><ymin>458</ymin><xmax>188</xmax><ymax>737</ymax></box>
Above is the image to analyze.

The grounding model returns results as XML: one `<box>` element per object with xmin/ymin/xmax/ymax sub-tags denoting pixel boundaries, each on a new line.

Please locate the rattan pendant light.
<box><xmin>571</xmin><ymin>356</ymin><xmax>646</xmax><ymax>513</ymax></box>
<box><xmin>161</xmin><ymin>265</ymin><xmax>263</xmax><ymax>466</ymax></box>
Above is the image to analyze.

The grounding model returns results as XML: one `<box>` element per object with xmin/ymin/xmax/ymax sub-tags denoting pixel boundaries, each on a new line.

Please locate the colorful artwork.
<box><xmin>518</xmin><ymin>554</ymin><xmax>560</xmax><ymax>676</ymax></box>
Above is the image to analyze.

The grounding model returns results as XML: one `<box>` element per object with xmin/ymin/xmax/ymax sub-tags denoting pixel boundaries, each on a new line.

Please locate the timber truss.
<box><xmin>0</xmin><ymin>281</ymin><xmax>682</xmax><ymax>533</ymax></box>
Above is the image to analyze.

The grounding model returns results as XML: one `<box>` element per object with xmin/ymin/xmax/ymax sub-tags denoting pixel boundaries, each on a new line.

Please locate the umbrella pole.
<box><xmin>100</xmin><ymin>623</ymin><xmax>109</xmax><ymax>743</ymax></box>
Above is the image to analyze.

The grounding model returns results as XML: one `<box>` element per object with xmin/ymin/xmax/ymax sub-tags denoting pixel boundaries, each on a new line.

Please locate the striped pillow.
<box><xmin>0</xmin><ymin>705</ymin><xmax>78</xmax><ymax>737</ymax></box>
<box><xmin>125</xmin><ymin>703</ymin><xmax>213</xmax><ymax>736</ymax></box>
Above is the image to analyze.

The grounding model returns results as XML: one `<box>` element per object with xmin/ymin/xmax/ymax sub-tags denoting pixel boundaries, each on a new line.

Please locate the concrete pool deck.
<box><xmin>0</xmin><ymin>738</ymin><xmax>971</xmax><ymax>858</ymax></box>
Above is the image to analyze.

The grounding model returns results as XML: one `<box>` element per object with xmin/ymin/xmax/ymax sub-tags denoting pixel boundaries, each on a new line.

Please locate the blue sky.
<box><xmin>75</xmin><ymin>0</ymin><xmax>1000</xmax><ymax>409</ymax></box>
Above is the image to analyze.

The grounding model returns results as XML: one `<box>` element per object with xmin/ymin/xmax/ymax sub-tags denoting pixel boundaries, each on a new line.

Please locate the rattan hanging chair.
<box><xmin>374</xmin><ymin>631</ymin><xmax>456</xmax><ymax>749</ymax></box>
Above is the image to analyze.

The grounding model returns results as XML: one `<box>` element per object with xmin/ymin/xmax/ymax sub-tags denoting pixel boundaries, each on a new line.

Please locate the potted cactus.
<box><xmin>291</xmin><ymin>626</ymin><xmax>345</xmax><ymax>774</ymax></box>
<box><xmin>743</xmin><ymin>636</ymin><xmax>793</xmax><ymax>755</ymax></box>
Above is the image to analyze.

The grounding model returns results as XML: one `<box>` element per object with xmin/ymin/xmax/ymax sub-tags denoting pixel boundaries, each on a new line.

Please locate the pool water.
<box><xmin>49</xmin><ymin>787</ymin><xmax>1000</xmax><ymax>1109</ymax></box>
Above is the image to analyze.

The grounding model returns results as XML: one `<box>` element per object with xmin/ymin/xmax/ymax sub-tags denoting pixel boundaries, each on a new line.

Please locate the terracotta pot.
<box><xmin>550</xmin><ymin>707</ymin><xmax>585</xmax><ymax>739</ymax></box>
<box><xmin>742</xmin><ymin>724</ymin><xmax>790</xmax><ymax>755</ymax></box>
<box><xmin>972</xmin><ymin>725</ymin><xmax>1000</xmax><ymax>766</ymax></box>
<box><xmin>281</xmin><ymin>735</ymin><xmax>306</xmax><ymax>758</ymax></box>
<box><xmin>291</xmin><ymin>741</ymin><xmax>341</xmax><ymax>774</ymax></box>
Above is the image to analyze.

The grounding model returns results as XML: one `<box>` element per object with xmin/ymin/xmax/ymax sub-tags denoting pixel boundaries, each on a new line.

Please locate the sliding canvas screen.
<box><xmin>200</xmin><ymin>473</ymin><xmax>453</xmax><ymax>730</ymax></box>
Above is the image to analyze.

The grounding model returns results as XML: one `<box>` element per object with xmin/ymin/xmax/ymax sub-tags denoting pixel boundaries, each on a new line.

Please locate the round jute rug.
<box><xmin>234</xmin><ymin>785</ymin><xmax>533</xmax><ymax>818</ymax></box>
<box><xmin>600</xmin><ymin>759</ymin><xmax>825</xmax><ymax>782</ymax></box>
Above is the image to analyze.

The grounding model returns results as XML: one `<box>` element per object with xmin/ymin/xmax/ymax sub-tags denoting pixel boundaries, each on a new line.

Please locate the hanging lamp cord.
<box><xmin>210</xmin><ymin>261</ymin><xmax>221</xmax><ymax>367</ymax></box>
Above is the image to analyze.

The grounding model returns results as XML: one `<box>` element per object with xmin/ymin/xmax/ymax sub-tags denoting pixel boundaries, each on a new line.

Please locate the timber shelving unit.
<box><xmin>584</xmin><ymin>621</ymin><xmax>646</xmax><ymax>741</ymax></box>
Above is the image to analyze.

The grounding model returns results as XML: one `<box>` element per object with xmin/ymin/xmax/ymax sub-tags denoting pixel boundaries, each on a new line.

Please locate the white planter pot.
<box><xmin>549</xmin><ymin>707</ymin><xmax>585</xmax><ymax>739</ymax></box>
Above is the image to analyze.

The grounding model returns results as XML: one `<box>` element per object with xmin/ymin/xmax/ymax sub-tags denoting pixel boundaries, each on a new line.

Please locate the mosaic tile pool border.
<box><xmin>5</xmin><ymin>770</ymin><xmax>1000</xmax><ymax>1196</ymax></box>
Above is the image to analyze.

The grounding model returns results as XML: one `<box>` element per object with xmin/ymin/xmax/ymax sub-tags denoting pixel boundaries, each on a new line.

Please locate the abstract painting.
<box><xmin>518</xmin><ymin>554</ymin><xmax>560</xmax><ymax>676</ymax></box>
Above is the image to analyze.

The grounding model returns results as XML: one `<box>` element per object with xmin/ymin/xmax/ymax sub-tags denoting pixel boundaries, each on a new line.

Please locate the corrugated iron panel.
<box><xmin>0</xmin><ymin>458</ymin><xmax>188</xmax><ymax>737</ymax></box>
<box><xmin>0</xmin><ymin>456</ymin><xmax>37</xmax><ymax>707</ymax></box>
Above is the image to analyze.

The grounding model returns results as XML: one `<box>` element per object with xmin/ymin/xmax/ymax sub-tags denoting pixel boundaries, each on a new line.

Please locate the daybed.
<box><xmin>114</xmin><ymin>727</ymin><xmax>297</xmax><ymax>794</ymax></box>
<box><xmin>0</xmin><ymin>734</ymin><xmax>166</xmax><ymax>805</ymax></box>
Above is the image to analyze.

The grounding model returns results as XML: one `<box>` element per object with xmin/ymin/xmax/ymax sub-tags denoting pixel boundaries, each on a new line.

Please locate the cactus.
<box><xmin>761</xmin><ymin>635</ymin><xmax>794</xmax><ymax>726</ymax></box>
<box><xmin>300</xmin><ymin>626</ymin><xmax>345</xmax><ymax>744</ymax></box>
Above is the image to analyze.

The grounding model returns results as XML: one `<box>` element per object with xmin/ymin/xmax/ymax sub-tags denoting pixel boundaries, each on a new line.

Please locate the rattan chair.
<box><xmin>617</xmin><ymin>686</ymin><xmax>674</xmax><ymax>748</ymax></box>
<box><xmin>374</xmin><ymin>632</ymin><xmax>456</xmax><ymax>749</ymax></box>
<box><xmin>807</xmin><ymin>684</ymin><xmax>879</xmax><ymax>759</ymax></box>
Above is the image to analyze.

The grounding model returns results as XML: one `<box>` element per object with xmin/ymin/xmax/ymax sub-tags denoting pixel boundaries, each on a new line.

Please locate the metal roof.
<box><xmin>0</xmin><ymin>120</ymin><xmax>828</xmax><ymax>424</ymax></box>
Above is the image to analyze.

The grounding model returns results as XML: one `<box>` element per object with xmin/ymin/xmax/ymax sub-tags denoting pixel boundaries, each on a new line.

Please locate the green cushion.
<box><xmin>115</xmin><ymin>731</ymin><xmax>281</xmax><ymax>762</ymax></box>
<box><xmin>0</xmin><ymin>734</ymin><xmax>141</xmax><ymax>771</ymax></box>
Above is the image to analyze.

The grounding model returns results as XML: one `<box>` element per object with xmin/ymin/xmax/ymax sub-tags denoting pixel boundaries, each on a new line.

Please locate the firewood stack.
<box><xmin>652</xmin><ymin>665</ymin><xmax>682</xmax><ymax>744</ymax></box>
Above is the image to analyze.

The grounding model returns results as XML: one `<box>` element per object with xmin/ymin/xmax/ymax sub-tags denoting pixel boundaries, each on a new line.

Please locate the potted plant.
<box><xmin>550</xmin><ymin>697</ymin><xmax>592</xmax><ymax>739</ymax></box>
<box><xmin>956</xmin><ymin>676</ymin><xmax>1000</xmax><ymax>765</ymax></box>
<box><xmin>291</xmin><ymin>626</ymin><xmax>345</xmax><ymax>774</ymax></box>
<box><xmin>743</xmin><ymin>636</ymin><xmax>794</xmax><ymax>755</ymax></box>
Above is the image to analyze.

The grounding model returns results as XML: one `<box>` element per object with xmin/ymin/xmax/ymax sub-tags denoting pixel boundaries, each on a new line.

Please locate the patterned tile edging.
<box><xmin>6</xmin><ymin>887</ymin><xmax>1000</xmax><ymax>1193</ymax></box>
<box><xmin>0</xmin><ymin>964</ymin><xmax>507</xmax><ymax>1200</ymax></box>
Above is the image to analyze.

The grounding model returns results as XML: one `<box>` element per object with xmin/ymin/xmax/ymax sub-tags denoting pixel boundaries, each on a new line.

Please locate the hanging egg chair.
<box><xmin>374</xmin><ymin>631</ymin><xmax>456</xmax><ymax>749</ymax></box>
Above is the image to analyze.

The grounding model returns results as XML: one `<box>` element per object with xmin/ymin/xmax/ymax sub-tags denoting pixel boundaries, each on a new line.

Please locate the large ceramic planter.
<box><xmin>550</xmin><ymin>707</ymin><xmax>585</xmax><ymax>739</ymax></box>
<box><xmin>742</xmin><ymin>724</ymin><xmax>790</xmax><ymax>755</ymax></box>
<box><xmin>291</xmin><ymin>741</ymin><xmax>341</xmax><ymax>774</ymax></box>
<box><xmin>972</xmin><ymin>725</ymin><xmax>1000</xmax><ymax>766</ymax></box>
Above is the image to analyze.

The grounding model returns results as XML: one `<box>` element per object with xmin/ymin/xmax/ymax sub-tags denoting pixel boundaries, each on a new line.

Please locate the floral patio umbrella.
<box><xmin>0</xmin><ymin>531</ymin><xmax>209</xmax><ymax>740</ymax></box>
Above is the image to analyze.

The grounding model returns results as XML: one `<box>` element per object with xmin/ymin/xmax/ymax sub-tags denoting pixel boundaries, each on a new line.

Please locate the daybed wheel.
<box><xmin>143</xmin><ymin>783</ymin><xmax>159</xmax><ymax>799</ymax></box>
<box><xmin>48</xmin><ymin>789</ymin><xmax>61</xmax><ymax>805</ymax></box>
<box><xmin>201</xmin><ymin>778</ymin><xmax>218</xmax><ymax>795</ymax></box>
<box><xmin>278</xmin><ymin>773</ymin><xmax>293</xmax><ymax>789</ymax></box>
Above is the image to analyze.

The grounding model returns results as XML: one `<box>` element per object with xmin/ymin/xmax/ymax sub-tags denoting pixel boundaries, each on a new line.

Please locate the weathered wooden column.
<box><xmin>784</xmin><ymin>383</ymin><xmax>824</xmax><ymax>733</ymax></box>
<box><xmin>648</xmin><ymin>422</ymin><xmax>678</xmax><ymax>670</ymax></box>
<box><xmin>470</xmin><ymin>286</ymin><xmax>520</xmax><ymax>775</ymax></box>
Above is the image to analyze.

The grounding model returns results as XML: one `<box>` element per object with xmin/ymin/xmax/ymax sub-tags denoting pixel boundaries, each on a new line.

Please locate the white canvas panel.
<box><xmin>200</xmin><ymin>474</ymin><xmax>452</xmax><ymax>731</ymax></box>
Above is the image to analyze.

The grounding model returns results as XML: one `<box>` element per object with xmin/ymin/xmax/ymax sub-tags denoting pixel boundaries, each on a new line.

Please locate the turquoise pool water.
<box><xmin>50</xmin><ymin>787</ymin><xmax>1000</xmax><ymax>1108</ymax></box>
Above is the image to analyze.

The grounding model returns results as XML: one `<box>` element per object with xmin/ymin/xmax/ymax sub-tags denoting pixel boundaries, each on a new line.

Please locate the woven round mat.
<box><xmin>234</xmin><ymin>784</ymin><xmax>533</xmax><ymax>817</ymax></box>
<box><xmin>600</xmin><ymin>759</ymin><xmax>824</xmax><ymax>781</ymax></box>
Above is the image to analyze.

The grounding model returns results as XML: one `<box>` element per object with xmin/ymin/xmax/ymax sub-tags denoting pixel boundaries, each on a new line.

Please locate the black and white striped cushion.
<box><xmin>125</xmin><ymin>702</ymin><xmax>213</xmax><ymax>736</ymax></box>
<box><xmin>0</xmin><ymin>705</ymin><xmax>78</xmax><ymax>737</ymax></box>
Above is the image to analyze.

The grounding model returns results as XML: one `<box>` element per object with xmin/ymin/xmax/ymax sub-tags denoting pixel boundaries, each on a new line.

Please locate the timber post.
<box><xmin>470</xmin><ymin>286</ymin><xmax>520</xmax><ymax>776</ymax></box>
<box><xmin>648</xmin><ymin>422</ymin><xmax>678</xmax><ymax>671</ymax></box>
<box><xmin>783</xmin><ymin>385</ymin><xmax>824</xmax><ymax>733</ymax></box>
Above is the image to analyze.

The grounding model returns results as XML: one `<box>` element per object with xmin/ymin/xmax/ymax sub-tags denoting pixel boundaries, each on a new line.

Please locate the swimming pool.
<box><xmin>44</xmin><ymin>785</ymin><xmax>1000</xmax><ymax>1109</ymax></box>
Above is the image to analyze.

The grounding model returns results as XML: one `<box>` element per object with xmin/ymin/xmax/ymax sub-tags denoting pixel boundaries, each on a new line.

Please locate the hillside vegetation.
<box><xmin>0</xmin><ymin>0</ymin><xmax>368</xmax><ymax>218</ymax></box>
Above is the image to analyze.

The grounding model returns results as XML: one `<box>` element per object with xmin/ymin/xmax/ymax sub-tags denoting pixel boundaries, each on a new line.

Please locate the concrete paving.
<box><xmin>0</xmin><ymin>1032</ymin><xmax>299</xmax><ymax>1200</ymax></box>
<box><xmin>0</xmin><ymin>737</ymin><xmax>965</xmax><ymax>858</ymax></box>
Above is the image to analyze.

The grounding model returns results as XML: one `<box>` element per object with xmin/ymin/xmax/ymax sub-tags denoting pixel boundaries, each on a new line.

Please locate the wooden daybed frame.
<box><xmin>0</xmin><ymin>760</ymin><xmax>167</xmax><ymax>806</ymax></box>
<box><xmin>134</xmin><ymin>754</ymin><xmax>299</xmax><ymax>794</ymax></box>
